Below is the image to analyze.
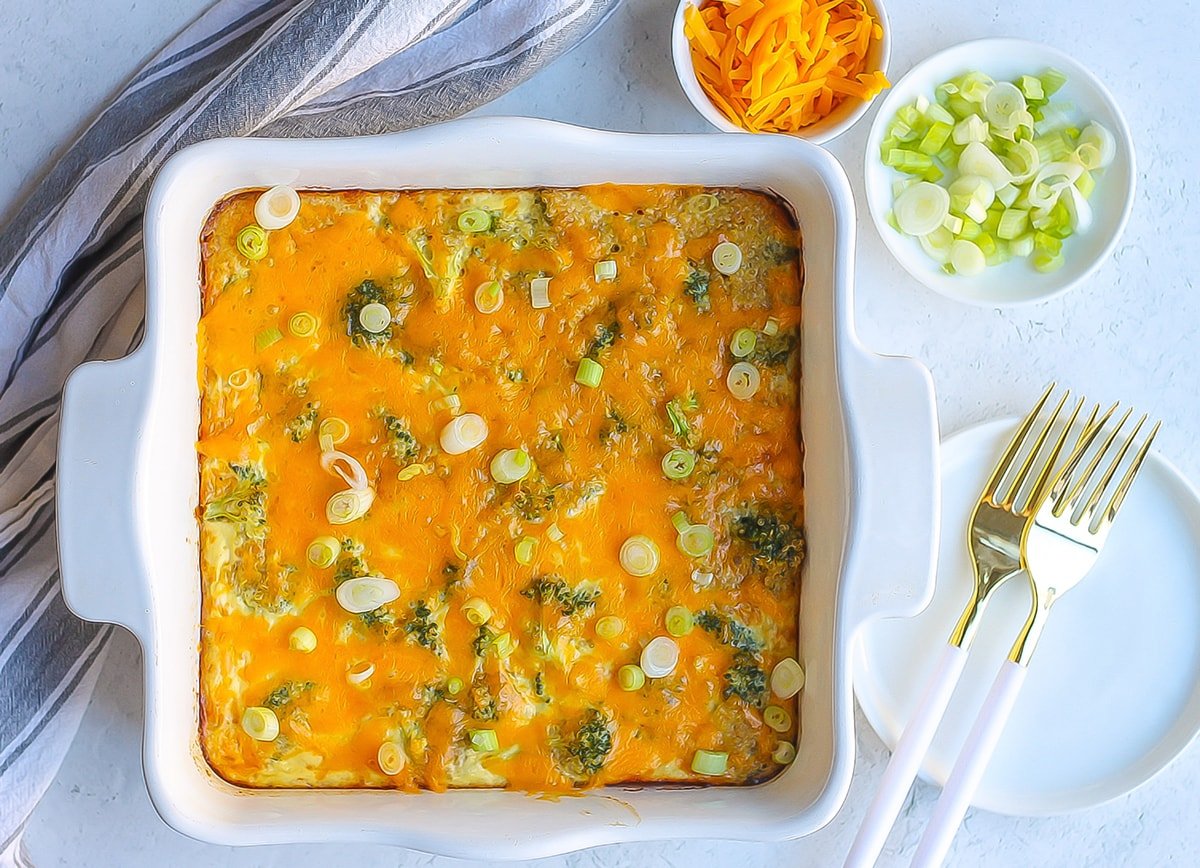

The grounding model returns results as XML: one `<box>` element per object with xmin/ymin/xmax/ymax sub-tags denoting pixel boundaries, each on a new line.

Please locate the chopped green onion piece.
<box><xmin>319</xmin><ymin>417</ymin><xmax>350</xmax><ymax>446</ymax></box>
<box><xmin>895</xmin><ymin>182</ymin><xmax>951</xmax><ymax>236</ymax></box>
<box><xmin>440</xmin><ymin>413</ymin><xmax>489</xmax><ymax>454</ymax></box>
<box><xmin>950</xmin><ymin>239</ymin><xmax>986</xmax><ymax>276</ymax></box>
<box><xmin>997</xmin><ymin>208</ymin><xmax>1029</xmax><ymax>240</ymax></box>
<box><xmin>984</xmin><ymin>82</ymin><xmax>1027</xmax><ymax>129</ymax></box>
<box><xmin>1074</xmin><ymin>168</ymin><xmax>1096</xmax><ymax>199</ymax></box>
<box><xmin>763</xmin><ymin>705</ymin><xmax>791</xmax><ymax>733</ymax></box>
<box><xmin>227</xmin><ymin>368</ymin><xmax>253</xmax><ymax>390</ymax></box>
<box><xmin>575</xmin><ymin>357</ymin><xmax>603</xmax><ymax>388</ymax></box>
<box><xmin>770</xmin><ymin>657</ymin><xmax>806</xmax><ymax>699</ymax></box>
<box><xmin>347</xmin><ymin>661</ymin><xmax>375</xmax><ymax>685</ymax></box>
<box><xmin>1039</xmin><ymin>67</ymin><xmax>1068</xmax><ymax>96</ymax></box>
<box><xmin>942</xmin><ymin>214</ymin><xmax>964</xmax><ymax>235</ymax></box>
<box><xmin>546</xmin><ymin>522</ymin><xmax>564</xmax><ymax>542</ymax></box>
<box><xmin>619</xmin><ymin>535</ymin><xmax>661</xmax><ymax>577</ymax></box>
<box><xmin>730</xmin><ymin>327</ymin><xmax>758</xmax><ymax>358</ymax></box>
<box><xmin>1011</xmin><ymin>233</ymin><xmax>1036</xmax><ymax>258</ymax></box>
<box><xmin>358</xmin><ymin>302</ymin><xmax>391</xmax><ymax>334</ymax></box>
<box><xmin>289</xmin><ymin>626</ymin><xmax>317</xmax><ymax>653</ymax></box>
<box><xmin>515</xmin><ymin>536</ymin><xmax>538</xmax><ymax>566</ymax></box>
<box><xmin>677</xmin><ymin>523</ymin><xmax>715</xmax><ymax>558</ymax></box>
<box><xmin>335</xmin><ymin>576</ymin><xmax>399</xmax><ymax>614</ymax></box>
<box><xmin>594</xmin><ymin>259</ymin><xmax>618</xmax><ymax>281</ymax></box>
<box><xmin>1018</xmin><ymin>74</ymin><xmax>1045</xmax><ymax>101</ymax></box>
<box><xmin>661</xmin><ymin>448</ymin><xmax>696</xmax><ymax>480</ymax></box>
<box><xmin>491</xmin><ymin>631</ymin><xmax>516</xmax><ymax>658</ymax></box>
<box><xmin>530</xmin><ymin>276</ymin><xmax>552</xmax><ymax>309</ymax></box>
<box><xmin>640</xmin><ymin>636</ymin><xmax>680</xmax><ymax>678</ymax></box>
<box><xmin>469</xmin><ymin>729</ymin><xmax>500</xmax><ymax>752</ymax></box>
<box><xmin>691</xmin><ymin>749</ymin><xmax>728</xmax><ymax>776</ymax></box>
<box><xmin>952</xmin><ymin>114</ymin><xmax>988</xmax><ymax>145</ymax></box>
<box><xmin>687</xmin><ymin>192</ymin><xmax>719</xmax><ymax>213</ymax></box>
<box><xmin>490</xmin><ymin>448</ymin><xmax>532</xmax><ymax>484</ymax></box>
<box><xmin>665</xmin><ymin>605</ymin><xmax>694</xmax><ymax>637</ymax></box>
<box><xmin>255</xmin><ymin>326</ymin><xmax>283</xmax><ymax>351</ymax></box>
<box><xmin>326</xmin><ymin>488</ymin><xmax>375</xmax><ymax>524</ymax></box>
<box><xmin>306</xmin><ymin>535</ymin><xmax>342</xmax><ymax>568</ymax></box>
<box><xmin>618</xmin><ymin>664</ymin><xmax>646</xmax><ymax>691</ymax></box>
<box><xmin>254</xmin><ymin>186</ymin><xmax>301</xmax><ymax>230</ymax></box>
<box><xmin>446</xmin><ymin>676</ymin><xmax>465</xmax><ymax>695</ymax></box>
<box><xmin>457</xmin><ymin>209</ymin><xmax>492</xmax><ymax>233</ymax></box>
<box><xmin>596</xmin><ymin>615</ymin><xmax>624</xmax><ymax>640</ymax></box>
<box><xmin>1078</xmin><ymin>122</ymin><xmax>1116</xmax><ymax>169</ymax></box>
<box><xmin>671</xmin><ymin>511</ymin><xmax>692</xmax><ymax>534</ymax></box>
<box><xmin>377</xmin><ymin>741</ymin><xmax>406</xmax><ymax>775</ymax></box>
<box><xmin>289</xmin><ymin>312</ymin><xmax>318</xmax><ymax>337</ymax></box>
<box><xmin>711</xmin><ymin>241</ymin><xmax>743</xmax><ymax>275</ymax></box>
<box><xmin>1032</xmin><ymin>250</ymin><xmax>1064</xmax><ymax>273</ymax></box>
<box><xmin>763</xmin><ymin>317</ymin><xmax>780</xmax><ymax>336</ymax></box>
<box><xmin>726</xmin><ymin>361</ymin><xmax>761</xmax><ymax>400</ymax></box>
<box><xmin>429</xmin><ymin>394</ymin><xmax>462</xmax><ymax>416</ymax></box>
<box><xmin>462</xmin><ymin>597</ymin><xmax>493</xmax><ymax>626</ymax></box>
<box><xmin>773</xmin><ymin>741</ymin><xmax>797</xmax><ymax>764</ymax></box>
<box><xmin>665</xmin><ymin>398</ymin><xmax>690</xmax><ymax>438</ymax></box>
<box><xmin>474</xmin><ymin>280</ymin><xmax>504</xmax><ymax>314</ymax></box>
<box><xmin>236</xmin><ymin>225</ymin><xmax>269</xmax><ymax>260</ymax></box>
<box><xmin>917</xmin><ymin>121</ymin><xmax>952</xmax><ymax>156</ymax></box>
<box><xmin>241</xmin><ymin>706</ymin><xmax>280</xmax><ymax>741</ymax></box>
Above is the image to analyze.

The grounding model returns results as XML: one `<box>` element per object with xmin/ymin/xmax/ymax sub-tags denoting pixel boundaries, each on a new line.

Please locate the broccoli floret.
<box><xmin>380</xmin><ymin>413</ymin><xmax>421</xmax><ymax>462</ymax></box>
<box><xmin>586</xmin><ymin>321</ymin><xmax>621</xmax><ymax>358</ymax></box>
<box><xmin>665</xmin><ymin>397</ymin><xmax>691</xmax><ymax>439</ymax></box>
<box><xmin>683</xmin><ymin>264</ymin><xmax>711</xmax><ymax>311</ymax></box>
<box><xmin>732</xmin><ymin>506</ymin><xmax>805</xmax><ymax>568</ymax></box>
<box><xmin>360</xmin><ymin>607</ymin><xmax>395</xmax><ymax>629</ymax></box>
<box><xmin>263</xmin><ymin>680</ymin><xmax>313</xmax><ymax>710</ymax></box>
<box><xmin>203</xmin><ymin>463</ymin><xmax>267</xmax><ymax>540</ymax></box>
<box><xmin>750</xmin><ymin>331</ymin><xmax>796</xmax><ymax>367</ymax></box>
<box><xmin>405</xmin><ymin>600</ymin><xmax>442</xmax><ymax>653</ymax></box>
<box><xmin>558</xmin><ymin>708</ymin><xmax>613</xmax><ymax>778</ymax></box>
<box><xmin>764</xmin><ymin>237</ymin><xmax>800</xmax><ymax>266</ymax></box>
<box><xmin>522</xmin><ymin>575</ymin><xmax>599</xmax><ymax>617</ymax></box>
<box><xmin>471</xmin><ymin>624</ymin><xmax>496</xmax><ymax>657</ymax></box>
<box><xmin>343</xmin><ymin>279</ymin><xmax>393</xmax><ymax>346</ymax></box>
<box><xmin>511</xmin><ymin>476</ymin><xmax>557</xmax><ymax>522</ymax></box>
<box><xmin>697</xmin><ymin>608</ymin><xmax>763</xmax><ymax>653</ymax></box>
<box><xmin>599</xmin><ymin>407</ymin><xmax>628</xmax><ymax>443</ymax></box>
<box><xmin>285</xmin><ymin>402</ymin><xmax>319</xmax><ymax>442</ymax></box>
<box><xmin>469</xmin><ymin>676</ymin><xmax>498</xmax><ymax>721</ymax></box>
<box><xmin>534</xmin><ymin>671</ymin><xmax>546</xmax><ymax>699</ymax></box>
<box><xmin>332</xmin><ymin>538</ymin><xmax>368</xmax><ymax>585</ymax></box>
<box><xmin>723</xmin><ymin>651</ymin><xmax>767</xmax><ymax>706</ymax></box>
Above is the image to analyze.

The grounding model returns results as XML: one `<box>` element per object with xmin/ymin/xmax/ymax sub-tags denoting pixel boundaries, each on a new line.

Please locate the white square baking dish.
<box><xmin>57</xmin><ymin>118</ymin><xmax>939</xmax><ymax>858</ymax></box>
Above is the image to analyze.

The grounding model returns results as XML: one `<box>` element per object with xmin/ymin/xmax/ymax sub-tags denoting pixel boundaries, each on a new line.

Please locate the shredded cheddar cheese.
<box><xmin>197</xmin><ymin>185</ymin><xmax>806</xmax><ymax>791</ymax></box>
<box><xmin>684</xmin><ymin>0</ymin><xmax>889</xmax><ymax>133</ymax></box>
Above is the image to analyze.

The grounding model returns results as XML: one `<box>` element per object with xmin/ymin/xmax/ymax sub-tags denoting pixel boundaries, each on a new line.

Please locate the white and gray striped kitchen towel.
<box><xmin>0</xmin><ymin>0</ymin><xmax>618</xmax><ymax>860</ymax></box>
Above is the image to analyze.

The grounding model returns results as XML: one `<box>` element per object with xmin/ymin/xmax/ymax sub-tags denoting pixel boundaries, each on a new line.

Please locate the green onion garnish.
<box><xmin>730</xmin><ymin>327</ymin><xmax>758</xmax><ymax>358</ymax></box>
<box><xmin>241</xmin><ymin>706</ymin><xmax>280</xmax><ymax>742</ymax></box>
<box><xmin>227</xmin><ymin>368</ymin><xmax>253</xmax><ymax>390</ymax></box>
<box><xmin>772</xmin><ymin>741</ymin><xmax>797</xmax><ymax>764</ymax></box>
<box><xmin>377</xmin><ymin>741</ymin><xmax>406</xmax><ymax>776</ymax></box>
<box><xmin>289</xmin><ymin>312</ymin><xmax>318</xmax><ymax>338</ymax></box>
<box><xmin>665</xmin><ymin>605</ymin><xmax>694</xmax><ymax>637</ymax></box>
<box><xmin>770</xmin><ymin>657</ymin><xmax>806</xmax><ymax>699</ymax></box>
<box><xmin>546</xmin><ymin>522</ymin><xmax>565</xmax><ymax>542</ymax></box>
<box><xmin>618</xmin><ymin>664</ymin><xmax>646</xmax><ymax>691</ymax></box>
<box><xmin>515</xmin><ymin>536</ymin><xmax>538</xmax><ymax>565</ymax></box>
<box><xmin>457</xmin><ymin>208</ymin><xmax>492</xmax><ymax>233</ymax></box>
<box><xmin>358</xmin><ymin>302</ymin><xmax>392</xmax><ymax>334</ymax></box>
<box><xmin>469</xmin><ymin>729</ymin><xmax>500</xmax><ymax>752</ymax></box>
<box><xmin>474</xmin><ymin>280</ymin><xmax>504</xmax><ymax>314</ymax></box>
<box><xmin>575</xmin><ymin>357</ymin><xmax>604</xmax><ymax>388</ymax></box>
<box><xmin>661</xmin><ymin>449</ymin><xmax>696</xmax><ymax>480</ymax></box>
<box><xmin>530</xmin><ymin>276</ymin><xmax>552</xmax><ymax>309</ymax></box>
<box><xmin>690</xmin><ymin>749</ymin><xmax>728</xmax><ymax>776</ymax></box>
<box><xmin>619</xmin><ymin>535</ymin><xmax>660</xmax><ymax>577</ymax></box>
<box><xmin>677</xmin><ymin>523</ymin><xmax>715</xmax><ymax>558</ymax></box>
<box><xmin>711</xmin><ymin>241</ymin><xmax>743</xmax><ymax>275</ymax></box>
<box><xmin>491</xmin><ymin>448</ymin><xmax>532</xmax><ymax>484</ymax></box>
<box><xmin>288</xmin><ymin>626</ymin><xmax>317</xmax><ymax>653</ymax></box>
<box><xmin>236</xmin><ymin>225</ymin><xmax>268</xmax><ymax>260</ymax></box>
<box><xmin>594</xmin><ymin>259</ymin><xmax>618</xmax><ymax>282</ymax></box>
<box><xmin>726</xmin><ymin>362</ymin><xmax>761</xmax><ymax>400</ymax></box>
<box><xmin>671</xmin><ymin>510</ymin><xmax>692</xmax><ymax>534</ymax></box>
<box><xmin>665</xmin><ymin>398</ymin><xmax>690</xmax><ymax>438</ymax></box>
<box><xmin>686</xmin><ymin>192</ymin><xmax>719</xmax><ymax>214</ymax></box>
<box><xmin>306</xmin><ymin>535</ymin><xmax>342</xmax><ymax>568</ymax></box>
<box><xmin>491</xmin><ymin>631</ymin><xmax>516</xmax><ymax>658</ymax></box>
<box><xmin>595</xmin><ymin>615</ymin><xmax>624</xmax><ymax>640</ymax></box>
<box><xmin>446</xmin><ymin>677</ymin><xmax>464</xmax><ymax>696</ymax></box>
<box><xmin>326</xmin><ymin>488</ymin><xmax>375</xmax><ymax>525</ymax></box>
<box><xmin>763</xmin><ymin>705</ymin><xmax>792</xmax><ymax>733</ymax></box>
<box><xmin>255</xmin><ymin>326</ymin><xmax>283</xmax><ymax>352</ymax></box>
<box><xmin>461</xmin><ymin>597</ymin><xmax>493</xmax><ymax>626</ymax></box>
<box><xmin>763</xmin><ymin>317</ymin><xmax>781</xmax><ymax>336</ymax></box>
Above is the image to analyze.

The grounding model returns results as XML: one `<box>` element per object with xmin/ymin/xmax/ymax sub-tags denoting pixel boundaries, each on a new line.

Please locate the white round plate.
<box><xmin>864</xmin><ymin>38</ymin><xmax>1136</xmax><ymax>307</ymax></box>
<box><xmin>853</xmin><ymin>418</ymin><xmax>1200</xmax><ymax>815</ymax></box>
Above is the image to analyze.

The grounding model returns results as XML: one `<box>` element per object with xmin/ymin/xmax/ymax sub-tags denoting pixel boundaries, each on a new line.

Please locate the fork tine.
<box><xmin>1079</xmin><ymin>414</ymin><xmax>1147</xmax><ymax>526</ymax></box>
<box><xmin>1057</xmin><ymin>405</ymin><xmax>1133</xmax><ymax>518</ymax></box>
<box><xmin>1024</xmin><ymin>395</ymin><xmax>1087</xmax><ymax>509</ymax></box>
<box><xmin>980</xmin><ymin>382</ymin><xmax>1056</xmax><ymax>503</ymax></box>
<box><xmin>996</xmin><ymin>389</ymin><xmax>1072</xmax><ymax>509</ymax></box>
<box><xmin>1095</xmin><ymin>420</ymin><xmax>1161</xmax><ymax>531</ymax></box>
<box><xmin>1048</xmin><ymin>401</ymin><xmax>1116</xmax><ymax>517</ymax></box>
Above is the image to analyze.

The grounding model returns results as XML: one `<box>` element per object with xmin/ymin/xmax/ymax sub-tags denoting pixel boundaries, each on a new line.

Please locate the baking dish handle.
<box><xmin>841</xmin><ymin>348</ymin><xmax>940</xmax><ymax>631</ymax></box>
<box><xmin>57</xmin><ymin>352</ymin><xmax>151</xmax><ymax>638</ymax></box>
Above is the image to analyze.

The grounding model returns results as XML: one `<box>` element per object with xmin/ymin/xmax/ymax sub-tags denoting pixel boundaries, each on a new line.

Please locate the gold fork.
<box><xmin>846</xmin><ymin>384</ymin><xmax>1085</xmax><ymax>868</ymax></box>
<box><xmin>911</xmin><ymin>406</ymin><xmax>1161</xmax><ymax>867</ymax></box>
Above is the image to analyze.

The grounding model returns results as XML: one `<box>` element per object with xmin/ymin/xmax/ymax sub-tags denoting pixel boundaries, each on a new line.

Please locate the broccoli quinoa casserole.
<box><xmin>197</xmin><ymin>184</ymin><xmax>807</xmax><ymax>791</ymax></box>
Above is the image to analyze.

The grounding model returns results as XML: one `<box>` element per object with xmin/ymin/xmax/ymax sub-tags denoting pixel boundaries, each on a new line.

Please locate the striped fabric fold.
<box><xmin>0</xmin><ymin>0</ymin><xmax>618</xmax><ymax>860</ymax></box>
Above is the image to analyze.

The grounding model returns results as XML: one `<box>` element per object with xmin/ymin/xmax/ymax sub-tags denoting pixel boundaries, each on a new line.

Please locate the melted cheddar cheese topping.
<box><xmin>198</xmin><ymin>185</ymin><xmax>805</xmax><ymax>790</ymax></box>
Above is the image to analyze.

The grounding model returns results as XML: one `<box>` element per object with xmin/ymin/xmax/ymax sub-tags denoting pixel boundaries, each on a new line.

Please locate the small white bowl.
<box><xmin>671</xmin><ymin>0</ymin><xmax>891</xmax><ymax>144</ymax></box>
<box><xmin>864</xmin><ymin>38</ymin><xmax>1136</xmax><ymax>307</ymax></box>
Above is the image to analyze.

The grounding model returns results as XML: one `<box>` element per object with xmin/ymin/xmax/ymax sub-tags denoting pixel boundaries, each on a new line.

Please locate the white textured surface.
<box><xmin>7</xmin><ymin>0</ymin><xmax>1199</xmax><ymax>864</ymax></box>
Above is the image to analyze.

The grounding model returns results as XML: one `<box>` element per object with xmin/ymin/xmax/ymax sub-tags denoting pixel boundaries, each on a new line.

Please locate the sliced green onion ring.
<box><xmin>596</xmin><ymin>615</ymin><xmax>624</xmax><ymax>640</ymax></box>
<box><xmin>726</xmin><ymin>361</ymin><xmax>761</xmax><ymax>400</ymax></box>
<box><xmin>594</xmin><ymin>259</ymin><xmax>617</xmax><ymax>281</ymax></box>
<box><xmin>730</xmin><ymin>327</ymin><xmax>758</xmax><ymax>358</ymax></box>
<box><xmin>326</xmin><ymin>488</ymin><xmax>375</xmax><ymax>524</ymax></box>
<box><xmin>358</xmin><ymin>302</ymin><xmax>392</xmax><ymax>334</ymax></box>
<box><xmin>575</xmin><ymin>357</ymin><xmax>604</xmax><ymax>388</ymax></box>
<box><xmin>671</xmin><ymin>510</ymin><xmax>692</xmax><ymax>534</ymax></box>
<box><xmin>335</xmin><ymin>576</ymin><xmax>400</xmax><ymax>614</ymax></box>
<box><xmin>894</xmin><ymin>182</ymin><xmax>950</xmax><ymax>236</ymax></box>
<box><xmin>711</xmin><ymin>241</ymin><xmax>743</xmax><ymax>275</ymax></box>
<box><xmin>461</xmin><ymin>597</ymin><xmax>493</xmax><ymax>626</ymax></box>
<box><xmin>241</xmin><ymin>706</ymin><xmax>280</xmax><ymax>741</ymax></box>
<box><xmin>691</xmin><ymin>749</ymin><xmax>728</xmax><ymax>776</ymax></box>
<box><xmin>446</xmin><ymin>677</ymin><xmax>465</xmax><ymax>696</ymax></box>
<box><xmin>347</xmin><ymin>661</ymin><xmax>375</xmax><ymax>685</ymax></box>
<box><xmin>763</xmin><ymin>705</ymin><xmax>791</xmax><ymax>733</ymax></box>
<box><xmin>686</xmin><ymin>192</ymin><xmax>719</xmax><ymax>214</ymax></box>
<box><xmin>958</xmin><ymin>141</ymin><xmax>1012</xmax><ymax>188</ymax></box>
<box><xmin>307</xmin><ymin>535</ymin><xmax>342</xmax><ymax>568</ymax></box>
<box><xmin>289</xmin><ymin>626</ymin><xmax>317</xmax><ymax>653</ymax></box>
<box><xmin>770</xmin><ymin>657</ymin><xmax>806</xmax><ymax>699</ymax></box>
<box><xmin>983</xmin><ymin>82</ymin><xmax>1027</xmax><ymax>128</ymax></box>
<box><xmin>440</xmin><ymin>413</ymin><xmax>489</xmax><ymax>454</ymax></box>
<box><xmin>474</xmin><ymin>280</ymin><xmax>504</xmax><ymax>314</ymax></box>
<box><xmin>661</xmin><ymin>449</ymin><xmax>696</xmax><ymax>480</ymax></box>
<box><xmin>319</xmin><ymin>417</ymin><xmax>350</xmax><ymax>447</ymax></box>
<box><xmin>772</xmin><ymin>741</ymin><xmax>797</xmax><ymax>764</ymax></box>
<box><xmin>677</xmin><ymin>523</ymin><xmax>715</xmax><ymax>558</ymax></box>
<box><xmin>490</xmin><ymin>448</ymin><xmax>532</xmax><ymax>484</ymax></box>
<box><xmin>320</xmin><ymin>449</ymin><xmax>370</xmax><ymax>490</ymax></box>
<box><xmin>1078</xmin><ymin>122</ymin><xmax>1116</xmax><ymax>168</ymax></box>
<box><xmin>619</xmin><ymin>535</ymin><xmax>661</xmax><ymax>577</ymax></box>
<box><xmin>457</xmin><ymin>208</ymin><xmax>492</xmax><ymax>233</ymax></box>
<box><xmin>254</xmin><ymin>186</ymin><xmax>301</xmax><ymax>230</ymax></box>
<box><xmin>227</xmin><ymin>368</ymin><xmax>253</xmax><ymax>390</ymax></box>
<box><xmin>515</xmin><ymin>536</ymin><xmax>538</xmax><ymax>566</ymax></box>
<box><xmin>289</xmin><ymin>312</ymin><xmax>318</xmax><ymax>337</ymax></box>
<box><xmin>640</xmin><ymin>635</ymin><xmax>680</xmax><ymax>678</ymax></box>
<box><xmin>618</xmin><ymin>664</ymin><xmax>646</xmax><ymax>691</ymax></box>
<box><xmin>377</xmin><ymin>741</ymin><xmax>406</xmax><ymax>775</ymax></box>
<box><xmin>665</xmin><ymin>605</ymin><xmax>694</xmax><ymax>637</ymax></box>
<box><xmin>950</xmin><ymin>239</ymin><xmax>986</xmax><ymax>276</ymax></box>
<box><xmin>236</xmin><ymin>225</ymin><xmax>268</xmax><ymax>260</ymax></box>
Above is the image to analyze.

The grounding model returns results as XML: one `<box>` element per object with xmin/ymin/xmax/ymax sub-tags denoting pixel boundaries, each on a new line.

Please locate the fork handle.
<box><xmin>844</xmin><ymin>642</ymin><xmax>969</xmax><ymax>868</ymax></box>
<box><xmin>910</xmin><ymin>659</ymin><xmax>1029</xmax><ymax>868</ymax></box>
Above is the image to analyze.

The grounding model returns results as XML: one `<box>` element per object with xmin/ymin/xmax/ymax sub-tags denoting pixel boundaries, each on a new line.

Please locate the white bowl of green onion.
<box><xmin>864</xmin><ymin>38</ymin><xmax>1135</xmax><ymax>306</ymax></box>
